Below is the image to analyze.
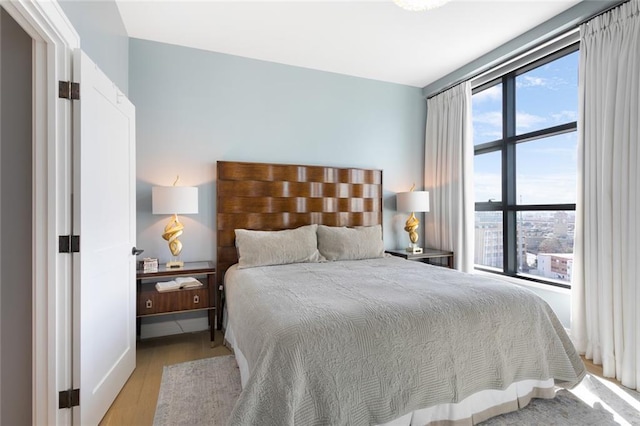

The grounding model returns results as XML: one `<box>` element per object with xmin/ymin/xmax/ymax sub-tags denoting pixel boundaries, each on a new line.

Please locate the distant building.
<box><xmin>475</xmin><ymin>224</ymin><xmax>503</xmax><ymax>268</ymax></box>
<box><xmin>554</xmin><ymin>211</ymin><xmax>568</xmax><ymax>238</ymax></box>
<box><xmin>537</xmin><ymin>253</ymin><xmax>573</xmax><ymax>281</ymax></box>
<box><xmin>474</xmin><ymin>218</ymin><xmax>526</xmax><ymax>270</ymax></box>
<box><xmin>475</xmin><ymin>211</ymin><xmax>574</xmax><ymax>283</ymax></box>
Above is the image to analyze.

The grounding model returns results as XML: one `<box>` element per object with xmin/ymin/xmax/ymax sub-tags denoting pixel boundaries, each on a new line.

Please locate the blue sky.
<box><xmin>473</xmin><ymin>51</ymin><xmax>579</xmax><ymax>205</ymax></box>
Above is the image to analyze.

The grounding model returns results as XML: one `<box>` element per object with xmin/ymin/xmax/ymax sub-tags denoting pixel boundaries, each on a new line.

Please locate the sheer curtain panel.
<box><xmin>424</xmin><ymin>82</ymin><xmax>474</xmax><ymax>272</ymax></box>
<box><xmin>572</xmin><ymin>0</ymin><xmax>640</xmax><ymax>390</ymax></box>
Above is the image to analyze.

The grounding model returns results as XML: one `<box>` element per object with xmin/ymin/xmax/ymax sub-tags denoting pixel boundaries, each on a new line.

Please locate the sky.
<box><xmin>472</xmin><ymin>50</ymin><xmax>579</xmax><ymax>206</ymax></box>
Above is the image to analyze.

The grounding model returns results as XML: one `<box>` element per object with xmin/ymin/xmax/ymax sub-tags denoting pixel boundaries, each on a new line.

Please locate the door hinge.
<box><xmin>58</xmin><ymin>389</ymin><xmax>80</xmax><ymax>409</ymax></box>
<box><xmin>58</xmin><ymin>81</ymin><xmax>80</xmax><ymax>100</ymax></box>
<box><xmin>58</xmin><ymin>235</ymin><xmax>80</xmax><ymax>253</ymax></box>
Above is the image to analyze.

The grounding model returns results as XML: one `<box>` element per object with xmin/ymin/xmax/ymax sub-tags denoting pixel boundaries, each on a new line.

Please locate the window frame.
<box><xmin>472</xmin><ymin>43</ymin><xmax>579</xmax><ymax>289</ymax></box>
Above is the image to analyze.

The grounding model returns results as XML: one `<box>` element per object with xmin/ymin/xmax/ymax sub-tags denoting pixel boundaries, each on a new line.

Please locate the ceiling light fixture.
<box><xmin>393</xmin><ymin>0</ymin><xmax>451</xmax><ymax>12</ymax></box>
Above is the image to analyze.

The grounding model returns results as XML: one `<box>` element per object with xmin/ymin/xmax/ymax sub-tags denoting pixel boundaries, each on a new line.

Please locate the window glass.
<box><xmin>516</xmin><ymin>51</ymin><xmax>578</xmax><ymax>135</ymax></box>
<box><xmin>474</xmin><ymin>212</ymin><xmax>503</xmax><ymax>269</ymax></box>
<box><xmin>516</xmin><ymin>210</ymin><xmax>575</xmax><ymax>284</ymax></box>
<box><xmin>516</xmin><ymin>132</ymin><xmax>577</xmax><ymax>205</ymax></box>
<box><xmin>474</xmin><ymin>151</ymin><xmax>502</xmax><ymax>203</ymax></box>
<box><xmin>472</xmin><ymin>83</ymin><xmax>502</xmax><ymax>145</ymax></box>
<box><xmin>472</xmin><ymin>47</ymin><xmax>578</xmax><ymax>287</ymax></box>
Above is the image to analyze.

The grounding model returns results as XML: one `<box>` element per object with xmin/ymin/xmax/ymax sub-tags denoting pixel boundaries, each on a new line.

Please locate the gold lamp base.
<box><xmin>162</xmin><ymin>214</ymin><xmax>185</xmax><ymax>269</ymax></box>
<box><xmin>404</xmin><ymin>212</ymin><xmax>422</xmax><ymax>255</ymax></box>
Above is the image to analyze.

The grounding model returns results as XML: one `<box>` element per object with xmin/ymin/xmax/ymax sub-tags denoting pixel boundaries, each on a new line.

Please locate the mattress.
<box><xmin>224</xmin><ymin>256</ymin><xmax>585</xmax><ymax>425</ymax></box>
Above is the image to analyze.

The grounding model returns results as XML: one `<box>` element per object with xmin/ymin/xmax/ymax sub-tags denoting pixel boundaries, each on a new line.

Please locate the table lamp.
<box><xmin>152</xmin><ymin>177</ymin><xmax>198</xmax><ymax>268</ymax></box>
<box><xmin>397</xmin><ymin>186</ymin><xmax>430</xmax><ymax>254</ymax></box>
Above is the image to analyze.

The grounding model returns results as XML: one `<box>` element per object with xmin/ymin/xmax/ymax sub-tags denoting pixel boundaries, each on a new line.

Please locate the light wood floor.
<box><xmin>99</xmin><ymin>330</ymin><xmax>231</xmax><ymax>426</ymax></box>
<box><xmin>100</xmin><ymin>331</ymin><xmax>621</xmax><ymax>426</ymax></box>
<box><xmin>581</xmin><ymin>355</ymin><xmax>623</xmax><ymax>387</ymax></box>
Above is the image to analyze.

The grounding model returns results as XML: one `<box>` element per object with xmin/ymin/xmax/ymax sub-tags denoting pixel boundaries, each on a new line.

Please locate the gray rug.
<box><xmin>481</xmin><ymin>374</ymin><xmax>640</xmax><ymax>425</ymax></box>
<box><xmin>154</xmin><ymin>356</ymin><xmax>640</xmax><ymax>425</ymax></box>
<box><xmin>153</xmin><ymin>355</ymin><xmax>242</xmax><ymax>426</ymax></box>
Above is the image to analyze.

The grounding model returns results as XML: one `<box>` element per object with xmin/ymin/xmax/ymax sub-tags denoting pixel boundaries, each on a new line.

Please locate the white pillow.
<box><xmin>235</xmin><ymin>224</ymin><xmax>325</xmax><ymax>269</ymax></box>
<box><xmin>316</xmin><ymin>224</ymin><xmax>384</xmax><ymax>261</ymax></box>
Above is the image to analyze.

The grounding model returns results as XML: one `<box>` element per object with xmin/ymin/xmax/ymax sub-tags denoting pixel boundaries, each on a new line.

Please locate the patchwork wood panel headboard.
<box><xmin>216</xmin><ymin>161</ymin><xmax>383</xmax><ymax>286</ymax></box>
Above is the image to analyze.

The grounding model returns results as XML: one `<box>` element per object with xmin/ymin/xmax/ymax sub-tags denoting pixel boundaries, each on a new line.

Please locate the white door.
<box><xmin>72</xmin><ymin>50</ymin><xmax>136</xmax><ymax>425</ymax></box>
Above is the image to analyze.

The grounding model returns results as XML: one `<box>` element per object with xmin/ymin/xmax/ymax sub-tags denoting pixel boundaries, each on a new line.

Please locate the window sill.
<box><xmin>473</xmin><ymin>269</ymin><xmax>571</xmax><ymax>295</ymax></box>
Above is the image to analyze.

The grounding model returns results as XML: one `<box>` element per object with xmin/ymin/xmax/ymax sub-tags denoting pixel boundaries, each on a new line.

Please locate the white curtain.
<box><xmin>424</xmin><ymin>82</ymin><xmax>474</xmax><ymax>272</ymax></box>
<box><xmin>572</xmin><ymin>0</ymin><xmax>640</xmax><ymax>390</ymax></box>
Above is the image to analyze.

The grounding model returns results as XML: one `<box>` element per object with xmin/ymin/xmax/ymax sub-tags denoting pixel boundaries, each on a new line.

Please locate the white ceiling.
<box><xmin>115</xmin><ymin>0</ymin><xmax>582</xmax><ymax>88</ymax></box>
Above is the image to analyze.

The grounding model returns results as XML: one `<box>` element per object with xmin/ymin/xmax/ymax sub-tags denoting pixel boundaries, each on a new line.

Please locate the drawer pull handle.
<box><xmin>193</xmin><ymin>295</ymin><xmax>200</xmax><ymax>304</ymax></box>
<box><xmin>146</xmin><ymin>299</ymin><xmax>153</xmax><ymax>309</ymax></box>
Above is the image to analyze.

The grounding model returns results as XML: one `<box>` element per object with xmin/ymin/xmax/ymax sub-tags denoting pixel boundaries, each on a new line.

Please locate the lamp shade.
<box><xmin>152</xmin><ymin>186</ymin><xmax>199</xmax><ymax>215</ymax></box>
<box><xmin>397</xmin><ymin>191</ymin><xmax>429</xmax><ymax>213</ymax></box>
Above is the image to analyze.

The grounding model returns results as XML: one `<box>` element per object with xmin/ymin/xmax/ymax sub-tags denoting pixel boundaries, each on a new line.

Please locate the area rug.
<box><xmin>153</xmin><ymin>355</ymin><xmax>241</xmax><ymax>426</ymax></box>
<box><xmin>154</xmin><ymin>356</ymin><xmax>640</xmax><ymax>425</ymax></box>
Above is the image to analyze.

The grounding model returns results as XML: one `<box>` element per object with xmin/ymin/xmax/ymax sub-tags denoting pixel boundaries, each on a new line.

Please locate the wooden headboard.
<box><xmin>216</xmin><ymin>161</ymin><xmax>383</xmax><ymax>285</ymax></box>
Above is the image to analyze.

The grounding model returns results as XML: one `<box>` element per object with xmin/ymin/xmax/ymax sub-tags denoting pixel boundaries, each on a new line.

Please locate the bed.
<box><xmin>217</xmin><ymin>161</ymin><xmax>585</xmax><ymax>425</ymax></box>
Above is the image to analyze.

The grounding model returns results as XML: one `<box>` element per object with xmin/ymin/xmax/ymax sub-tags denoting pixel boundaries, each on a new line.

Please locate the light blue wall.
<box><xmin>130</xmin><ymin>38</ymin><xmax>426</xmax><ymax>268</ymax></box>
<box><xmin>58</xmin><ymin>0</ymin><xmax>129</xmax><ymax>94</ymax></box>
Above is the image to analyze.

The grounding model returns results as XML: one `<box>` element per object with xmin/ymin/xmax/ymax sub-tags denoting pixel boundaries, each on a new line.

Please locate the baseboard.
<box><xmin>139</xmin><ymin>311</ymin><xmax>209</xmax><ymax>339</ymax></box>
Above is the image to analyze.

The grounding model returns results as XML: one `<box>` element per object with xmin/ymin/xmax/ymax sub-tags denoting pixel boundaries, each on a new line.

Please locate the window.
<box><xmin>472</xmin><ymin>46</ymin><xmax>578</xmax><ymax>288</ymax></box>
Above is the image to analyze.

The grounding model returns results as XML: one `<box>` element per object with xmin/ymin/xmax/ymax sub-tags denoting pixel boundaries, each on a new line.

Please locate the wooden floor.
<box><xmin>100</xmin><ymin>331</ymin><xmax>621</xmax><ymax>426</ymax></box>
<box><xmin>99</xmin><ymin>330</ymin><xmax>231</xmax><ymax>426</ymax></box>
<box><xmin>581</xmin><ymin>355</ymin><xmax>623</xmax><ymax>387</ymax></box>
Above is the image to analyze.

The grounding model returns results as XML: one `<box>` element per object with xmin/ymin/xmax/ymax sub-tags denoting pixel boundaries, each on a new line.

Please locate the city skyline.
<box><xmin>474</xmin><ymin>211</ymin><xmax>575</xmax><ymax>283</ymax></box>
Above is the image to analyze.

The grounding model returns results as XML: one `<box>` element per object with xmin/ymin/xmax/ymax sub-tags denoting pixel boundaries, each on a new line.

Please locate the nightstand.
<box><xmin>386</xmin><ymin>248</ymin><xmax>455</xmax><ymax>269</ymax></box>
<box><xmin>136</xmin><ymin>261</ymin><xmax>216</xmax><ymax>342</ymax></box>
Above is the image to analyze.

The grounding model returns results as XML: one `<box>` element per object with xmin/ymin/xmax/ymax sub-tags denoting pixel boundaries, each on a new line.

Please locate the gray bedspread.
<box><xmin>225</xmin><ymin>256</ymin><xmax>585</xmax><ymax>426</ymax></box>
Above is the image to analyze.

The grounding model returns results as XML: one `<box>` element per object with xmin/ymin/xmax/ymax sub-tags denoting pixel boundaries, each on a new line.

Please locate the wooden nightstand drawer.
<box><xmin>138</xmin><ymin>286</ymin><xmax>210</xmax><ymax>316</ymax></box>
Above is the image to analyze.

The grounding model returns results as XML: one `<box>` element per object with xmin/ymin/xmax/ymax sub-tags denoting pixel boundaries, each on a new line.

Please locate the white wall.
<box><xmin>478</xmin><ymin>271</ymin><xmax>571</xmax><ymax>329</ymax></box>
<box><xmin>0</xmin><ymin>8</ymin><xmax>33</xmax><ymax>424</ymax></box>
<box><xmin>526</xmin><ymin>285</ymin><xmax>570</xmax><ymax>329</ymax></box>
